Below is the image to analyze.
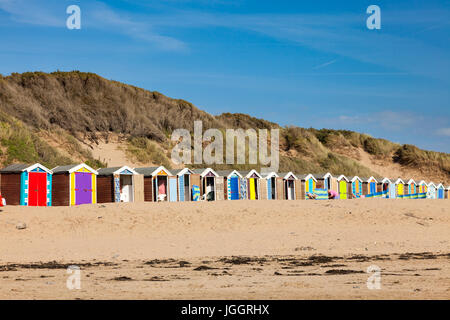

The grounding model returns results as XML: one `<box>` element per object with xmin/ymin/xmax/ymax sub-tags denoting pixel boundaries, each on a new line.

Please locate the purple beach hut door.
<box><xmin>75</xmin><ymin>172</ymin><xmax>92</xmax><ymax>205</ymax></box>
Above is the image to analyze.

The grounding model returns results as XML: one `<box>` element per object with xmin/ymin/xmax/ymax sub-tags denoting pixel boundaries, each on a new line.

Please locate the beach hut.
<box><xmin>261</xmin><ymin>172</ymin><xmax>279</xmax><ymax>200</ymax></box>
<box><xmin>171</xmin><ymin>168</ymin><xmax>194</xmax><ymax>202</ymax></box>
<box><xmin>350</xmin><ymin>176</ymin><xmax>363</xmax><ymax>198</ymax></box>
<box><xmin>134</xmin><ymin>166</ymin><xmax>173</xmax><ymax>202</ymax></box>
<box><xmin>426</xmin><ymin>182</ymin><xmax>437</xmax><ymax>199</ymax></box>
<box><xmin>445</xmin><ymin>186</ymin><xmax>450</xmax><ymax>199</ymax></box>
<box><xmin>0</xmin><ymin>163</ymin><xmax>52</xmax><ymax>206</ymax></box>
<box><xmin>380</xmin><ymin>178</ymin><xmax>395</xmax><ymax>198</ymax></box>
<box><xmin>393</xmin><ymin>178</ymin><xmax>405</xmax><ymax>198</ymax></box>
<box><xmin>239</xmin><ymin>170</ymin><xmax>263</xmax><ymax>200</ymax></box>
<box><xmin>297</xmin><ymin>173</ymin><xmax>316</xmax><ymax>200</ymax></box>
<box><xmin>192</xmin><ymin>168</ymin><xmax>220</xmax><ymax>201</ymax></box>
<box><xmin>418</xmin><ymin>180</ymin><xmax>428</xmax><ymax>194</ymax></box>
<box><xmin>406</xmin><ymin>179</ymin><xmax>418</xmax><ymax>197</ymax></box>
<box><xmin>52</xmin><ymin>163</ymin><xmax>98</xmax><ymax>206</ymax></box>
<box><xmin>216</xmin><ymin>170</ymin><xmax>243</xmax><ymax>200</ymax></box>
<box><xmin>336</xmin><ymin>175</ymin><xmax>351</xmax><ymax>199</ymax></box>
<box><xmin>362</xmin><ymin>176</ymin><xmax>378</xmax><ymax>196</ymax></box>
<box><xmin>97</xmin><ymin>166</ymin><xmax>140</xmax><ymax>203</ymax></box>
<box><xmin>312</xmin><ymin>173</ymin><xmax>333</xmax><ymax>190</ymax></box>
<box><xmin>436</xmin><ymin>183</ymin><xmax>445</xmax><ymax>199</ymax></box>
<box><xmin>278</xmin><ymin>172</ymin><xmax>298</xmax><ymax>200</ymax></box>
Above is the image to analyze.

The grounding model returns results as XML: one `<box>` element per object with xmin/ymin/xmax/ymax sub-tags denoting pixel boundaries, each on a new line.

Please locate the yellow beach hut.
<box><xmin>394</xmin><ymin>178</ymin><xmax>406</xmax><ymax>198</ymax></box>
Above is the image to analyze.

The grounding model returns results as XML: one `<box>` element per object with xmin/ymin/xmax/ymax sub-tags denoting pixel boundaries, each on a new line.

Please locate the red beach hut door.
<box><xmin>28</xmin><ymin>172</ymin><xmax>47</xmax><ymax>206</ymax></box>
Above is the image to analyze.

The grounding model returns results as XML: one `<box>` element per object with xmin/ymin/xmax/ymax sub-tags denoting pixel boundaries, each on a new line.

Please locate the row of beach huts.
<box><xmin>0</xmin><ymin>163</ymin><xmax>449</xmax><ymax>206</ymax></box>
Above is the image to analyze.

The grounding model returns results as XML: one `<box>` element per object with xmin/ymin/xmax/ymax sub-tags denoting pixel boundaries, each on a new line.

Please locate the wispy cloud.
<box><xmin>0</xmin><ymin>0</ymin><xmax>62</xmax><ymax>27</ymax></box>
<box><xmin>338</xmin><ymin>111</ymin><xmax>423</xmax><ymax>130</ymax></box>
<box><xmin>0</xmin><ymin>0</ymin><xmax>187</xmax><ymax>51</ymax></box>
<box><xmin>313</xmin><ymin>59</ymin><xmax>338</xmax><ymax>70</ymax></box>
<box><xmin>436</xmin><ymin>128</ymin><xmax>450</xmax><ymax>136</ymax></box>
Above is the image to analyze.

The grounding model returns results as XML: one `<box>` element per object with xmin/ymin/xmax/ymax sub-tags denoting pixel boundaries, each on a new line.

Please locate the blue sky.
<box><xmin>1</xmin><ymin>0</ymin><xmax>449</xmax><ymax>152</ymax></box>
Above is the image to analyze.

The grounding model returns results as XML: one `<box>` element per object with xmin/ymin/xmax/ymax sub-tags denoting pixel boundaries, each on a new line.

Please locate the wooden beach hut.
<box><xmin>418</xmin><ymin>180</ymin><xmax>428</xmax><ymax>194</ymax></box>
<box><xmin>312</xmin><ymin>173</ymin><xmax>333</xmax><ymax>190</ymax></box>
<box><xmin>216</xmin><ymin>170</ymin><xmax>243</xmax><ymax>200</ymax></box>
<box><xmin>427</xmin><ymin>182</ymin><xmax>437</xmax><ymax>199</ymax></box>
<box><xmin>52</xmin><ymin>163</ymin><xmax>98</xmax><ymax>206</ymax></box>
<box><xmin>297</xmin><ymin>173</ymin><xmax>316</xmax><ymax>200</ymax></box>
<box><xmin>394</xmin><ymin>178</ymin><xmax>405</xmax><ymax>198</ymax></box>
<box><xmin>192</xmin><ymin>168</ymin><xmax>220</xmax><ymax>201</ymax></box>
<box><xmin>171</xmin><ymin>168</ymin><xmax>194</xmax><ymax>201</ymax></box>
<box><xmin>238</xmin><ymin>170</ymin><xmax>263</xmax><ymax>200</ymax></box>
<box><xmin>406</xmin><ymin>179</ymin><xmax>418</xmax><ymax>196</ymax></box>
<box><xmin>0</xmin><ymin>163</ymin><xmax>52</xmax><ymax>206</ymax></box>
<box><xmin>278</xmin><ymin>172</ymin><xmax>298</xmax><ymax>200</ymax></box>
<box><xmin>445</xmin><ymin>186</ymin><xmax>449</xmax><ymax>199</ymax></box>
<box><xmin>362</xmin><ymin>176</ymin><xmax>378</xmax><ymax>196</ymax></box>
<box><xmin>261</xmin><ymin>172</ymin><xmax>279</xmax><ymax>200</ymax></box>
<box><xmin>134</xmin><ymin>166</ymin><xmax>173</xmax><ymax>202</ymax></box>
<box><xmin>350</xmin><ymin>176</ymin><xmax>363</xmax><ymax>198</ymax></box>
<box><xmin>380</xmin><ymin>178</ymin><xmax>395</xmax><ymax>198</ymax></box>
<box><xmin>336</xmin><ymin>175</ymin><xmax>351</xmax><ymax>199</ymax></box>
<box><xmin>97</xmin><ymin>166</ymin><xmax>140</xmax><ymax>203</ymax></box>
<box><xmin>436</xmin><ymin>183</ymin><xmax>445</xmax><ymax>199</ymax></box>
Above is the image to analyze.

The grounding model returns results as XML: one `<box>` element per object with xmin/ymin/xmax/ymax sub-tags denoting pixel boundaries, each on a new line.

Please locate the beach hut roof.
<box><xmin>134</xmin><ymin>166</ymin><xmax>172</xmax><ymax>177</ymax></box>
<box><xmin>336</xmin><ymin>174</ymin><xmax>349</xmax><ymax>182</ymax></box>
<box><xmin>418</xmin><ymin>180</ymin><xmax>427</xmax><ymax>185</ymax></box>
<box><xmin>427</xmin><ymin>182</ymin><xmax>437</xmax><ymax>187</ymax></box>
<box><xmin>278</xmin><ymin>172</ymin><xmax>299</xmax><ymax>180</ymax></box>
<box><xmin>215</xmin><ymin>170</ymin><xmax>243</xmax><ymax>178</ymax></box>
<box><xmin>0</xmin><ymin>163</ymin><xmax>52</xmax><ymax>174</ymax></box>
<box><xmin>192</xmin><ymin>168</ymin><xmax>219</xmax><ymax>178</ymax></box>
<box><xmin>436</xmin><ymin>183</ymin><xmax>444</xmax><ymax>189</ymax></box>
<box><xmin>380</xmin><ymin>177</ymin><xmax>392</xmax><ymax>184</ymax></box>
<box><xmin>52</xmin><ymin>163</ymin><xmax>98</xmax><ymax>175</ymax></box>
<box><xmin>363</xmin><ymin>176</ymin><xmax>378</xmax><ymax>183</ymax></box>
<box><xmin>350</xmin><ymin>176</ymin><xmax>363</xmax><ymax>182</ymax></box>
<box><xmin>171</xmin><ymin>168</ymin><xmax>194</xmax><ymax>176</ymax></box>
<box><xmin>260</xmin><ymin>171</ymin><xmax>279</xmax><ymax>179</ymax></box>
<box><xmin>312</xmin><ymin>172</ymin><xmax>333</xmax><ymax>179</ymax></box>
<box><xmin>407</xmin><ymin>178</ymin><xmax>417</xmax><ymax>185</ymax></box>
<box><xmin>295</xmin><ymin>173</ymin><xmax>315</xmax><ymax>181</ymax></box>
<box><xmin>394</xmin><ymin>178</ymin><xmax>405</xmax><ymax>184</ymax></box>
<box><xmin>238</xmin><ymin>169</ymin><xmax>262</xmax><ymax>179</ymax></box>
<box><xmin>97</xmin><ymin>166</ymin><xmax>138</xmax><ymax>176</ymax></box>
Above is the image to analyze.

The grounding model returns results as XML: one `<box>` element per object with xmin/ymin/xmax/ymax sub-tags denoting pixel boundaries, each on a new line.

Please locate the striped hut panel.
<box><xmin>314</xmin><ymin>188</ymin><xmax>328</xmax><ymax>200</ymax></box>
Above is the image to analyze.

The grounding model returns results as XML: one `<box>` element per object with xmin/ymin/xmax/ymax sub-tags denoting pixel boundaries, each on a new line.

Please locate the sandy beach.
<box><xmin>0</xmin><ymin>199</ymin><xmax>449</xmax><ymax>299</ymax></box>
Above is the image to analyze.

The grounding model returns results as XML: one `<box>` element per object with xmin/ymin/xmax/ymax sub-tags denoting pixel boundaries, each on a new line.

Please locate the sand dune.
<box><xmin>0</xmin><ymin>199</ymin><xmax>449</xmax><ymax>299</ymax></box>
